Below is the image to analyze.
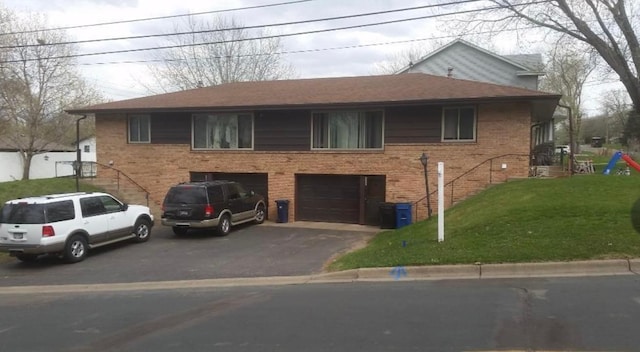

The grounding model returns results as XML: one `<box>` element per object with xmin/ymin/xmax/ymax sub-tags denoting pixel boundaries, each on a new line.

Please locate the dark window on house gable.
<box><xmin>192</xmin><ymin>113</ymin><xmax>253</xmax><ymax>149</ymax></box>
<box><xmin>312</xmin><ymin>111</ymin><xmax>383</xmax><ymax>149</ymax></box>
<box><xmin>128</xmin><ymin>115</ymin><xmax>150</xmax><ymax>143</ymax></box>
<box><xmin>83</xmin><ymin>145</ymin><xmax>90</xmax><ymax>153</ymax></box>
<box><xmin>442</xmin><ymin>107</ymin><xmax>476</xmax><ymax>141</ymax></box>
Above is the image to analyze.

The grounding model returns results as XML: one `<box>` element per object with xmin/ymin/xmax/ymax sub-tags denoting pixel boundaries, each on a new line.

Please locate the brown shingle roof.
<box><xmin>67</xmin><ymin>73</ymin><xmax>560</xmax><ymax>114</ymax></box>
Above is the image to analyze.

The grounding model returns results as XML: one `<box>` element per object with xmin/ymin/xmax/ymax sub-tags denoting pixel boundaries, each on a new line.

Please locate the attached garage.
<box><xmin>296</xmin><ymin>174</ymin><xmax>385</xmax><ymax>225</ymax></box>
<box><xmin>190</xmin><ymin>172</ymin><xmax>269</xmax><ymax>218</ymax></box>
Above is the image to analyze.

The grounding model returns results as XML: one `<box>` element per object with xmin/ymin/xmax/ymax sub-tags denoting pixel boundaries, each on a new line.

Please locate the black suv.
<box><xmin>161</xmin><ymin>181</ymin><xmax>266</xmax><ymax>236</ymax></box>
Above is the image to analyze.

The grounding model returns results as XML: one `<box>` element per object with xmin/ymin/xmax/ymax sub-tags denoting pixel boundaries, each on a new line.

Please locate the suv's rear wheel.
<box><xmin>217</xmin><ymin>214</ymin><xmax>231</xmax><ymax>236</ymax></box>
<box><xmin>133</xmin><ymin>218</ymin><xmax>151</xmax><ymax>243</ymax></box>
<box><xmin>64</xmin><ymin>235</ymin><xmax>88</xmax><ymax>263</ymax></box>
<box><xmin>16</xmin><ymin>254</ymin><xmax>38</xmax><ymax>262</ymax></box>
<box><xmin>255</xmin><ymin>204</ymin><xmax>266</xmax><ymax>224</ymax></box>
<box><xmin>172</xmin><ymin>227</ymin><xmax>188</xmax><ymax>236</ymax></box>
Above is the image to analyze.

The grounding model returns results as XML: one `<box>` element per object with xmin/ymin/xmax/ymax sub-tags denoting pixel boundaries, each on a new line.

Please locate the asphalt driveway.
<box><xmin>0</xmin><ymin>222</ymin><xmax>376</xmax><ymax>287</ymax></box>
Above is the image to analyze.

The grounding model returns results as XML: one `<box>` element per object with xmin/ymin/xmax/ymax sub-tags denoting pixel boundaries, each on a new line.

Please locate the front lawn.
<box><xmin>330</xmin><ymin>174</ymin><xmax>640</xmax><ymax>270</ymax></box>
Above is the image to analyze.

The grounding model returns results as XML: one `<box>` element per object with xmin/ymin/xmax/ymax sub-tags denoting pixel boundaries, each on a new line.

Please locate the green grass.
<box><xmin>330</xmin><ymin>174</ymin><xmax>640</xmax><ymax>271</ymax></box>
<box><xmin>0</xmin><ymin>178</ymin><xmax>102</xmax><ymax>205</ymax></box>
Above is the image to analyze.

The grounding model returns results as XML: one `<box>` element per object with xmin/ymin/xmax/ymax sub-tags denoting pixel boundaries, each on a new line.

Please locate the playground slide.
<box><xmin>603</xmin><ymin>151</ymin><xmax>640</xmax><ymax>175</ymax></box>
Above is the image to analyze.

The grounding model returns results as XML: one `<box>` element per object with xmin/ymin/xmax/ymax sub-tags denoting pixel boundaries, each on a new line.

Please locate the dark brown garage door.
<box><xmin>190</xmin><ymin>172</ymin><xmax>269</xmax><ymax>218</ymax></box>
<box><xmin>296</xmin><ymin>174</ymin><xmax>360</xmax><ymax>224</ymax></box>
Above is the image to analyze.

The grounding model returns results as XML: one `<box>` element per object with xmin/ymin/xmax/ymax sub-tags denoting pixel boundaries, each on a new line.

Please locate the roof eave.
<box><xmin>68</xmin><ymin>95</ymin><xmax>562</xmax><ymax>115</ymax></box>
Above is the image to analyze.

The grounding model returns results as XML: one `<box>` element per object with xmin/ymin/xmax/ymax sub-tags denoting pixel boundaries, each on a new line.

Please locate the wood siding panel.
<box><xmin>385</xmin><ymin>106</ymin><xmax>441</xmax><ymax>144</ymax></box>
<box><xmin>254</xmin><ymin>110</ymin><xmax>310</xmax><ymax>151</ymax></box>
<box><xmin>151</xmin><ymin>113</ymin><xmax>191</xmax><ymax>144</ymax></box>
<box><xmin>407</xmin><ymin>42</ymin><xmax>540</xmax><ymax>90</ymax></box>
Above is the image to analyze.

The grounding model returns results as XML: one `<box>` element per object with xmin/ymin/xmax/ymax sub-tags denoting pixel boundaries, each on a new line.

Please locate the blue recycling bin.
<box><xmin>395</xmin><ymin>203</ymin><xmax>412</xmax><ymax>228</ymax></box>
<box><xmin>275</xmin><ymin>200</ymin><xmax>290</xmax><ymax>223</ymax></box>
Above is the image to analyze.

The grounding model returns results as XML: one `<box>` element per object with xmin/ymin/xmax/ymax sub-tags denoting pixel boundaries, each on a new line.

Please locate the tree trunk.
<box><xmin>20</xmin><ymin>151</ymin><xmax>33</xmax><ymax>180</ymax></box>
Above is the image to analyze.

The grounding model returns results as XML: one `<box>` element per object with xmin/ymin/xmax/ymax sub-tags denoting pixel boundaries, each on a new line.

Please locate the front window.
<box><xmin>193</xmin><ymin>113</ymin><xmax>253</xmax><ymax>149</ymax></box>
<box><xmin>128</xmin><ymin>114</ymin><xmax>150</xmax><ymax>143</ymax></box>
<box><xmin>312</xmin><ymin>111</ymin><xmax>383</xmax><ymax>149</ymax></box>
<box><xmin>442</xmin><ymin>107</ymin><xmax>476</xmax><ymax>141</ymax></box>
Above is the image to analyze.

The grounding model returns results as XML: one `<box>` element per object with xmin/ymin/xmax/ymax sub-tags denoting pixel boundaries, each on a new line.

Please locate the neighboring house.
<box><xmin>0</xmin><ymin>136</ymin><xmax>97</xmax><ymax>182</ymax></box>
<box><xmin>397</xmin><ymin>39</ymin><xmax>553</xmax><ymax>150</ymax></box>
<box><xmin>67</xmin><ymin>73</ymin><xmax>560</xmax><ymax>224</ymax></box>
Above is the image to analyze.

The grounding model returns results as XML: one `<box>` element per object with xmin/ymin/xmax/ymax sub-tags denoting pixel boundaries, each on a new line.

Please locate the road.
<box><xmin>1</xmin><ymin>275</ymin><xmax>640</xmax><ymax>351</ymax></box>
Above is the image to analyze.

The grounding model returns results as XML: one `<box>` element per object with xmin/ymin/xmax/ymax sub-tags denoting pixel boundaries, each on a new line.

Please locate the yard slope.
<box><xmin>330</xmin><ymin>175</ymin><xmax>640</xmax><ymax>270</ymax></box>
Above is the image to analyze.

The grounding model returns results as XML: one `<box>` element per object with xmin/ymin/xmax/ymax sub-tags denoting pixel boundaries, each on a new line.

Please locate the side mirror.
<box><xmin>121</xmin><ymin>203</ymin><xmax>129</xmax><ymax>211</ymax></box>
<box><xmin>250</xmin><ymin>190</ymin><xmax>255</xmax><ymax>196</ymax></box>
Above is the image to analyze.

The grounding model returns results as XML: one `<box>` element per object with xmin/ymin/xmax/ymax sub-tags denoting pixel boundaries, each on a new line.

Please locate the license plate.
<box><xmin>13</xmin><ymin>234</ymin><xmax>23</xmax><ymax>240</ymax></box>
<box><xmin>179</xmin><ymin>210</ymin><xmax>189</xmax><ymax>216</ymax></box>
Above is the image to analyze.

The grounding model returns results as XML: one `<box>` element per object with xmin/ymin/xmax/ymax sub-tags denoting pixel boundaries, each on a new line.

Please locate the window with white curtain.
<box><xmin>192</xmin><ymin>113</ymin><xmax>253</xmax><ymax>149</ymax></box>
<box><xmin>312</xmin><ymin>111</ymin><xmax>383</xmax><ymax>149</ymax></box>
<box><xmin>442</xmin><ymin>107</ymin><xmax>476</xmax><ymax>141</ymax></box>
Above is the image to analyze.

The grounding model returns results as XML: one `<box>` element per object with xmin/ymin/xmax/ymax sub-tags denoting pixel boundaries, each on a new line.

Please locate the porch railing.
<box><xmin>81</xmin><ymin>161</ymin><xmax>150</xmax><ymax>207</ymax></box>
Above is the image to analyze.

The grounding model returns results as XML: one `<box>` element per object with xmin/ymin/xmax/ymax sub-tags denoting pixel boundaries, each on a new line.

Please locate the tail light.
<box><xmin>205</xmin><ymin>204</ymin><xmax>214</xmax><ymax>217</ymax></box>
<box><xmin>42</xmin><ymin>225</ymin><xmax>55</xmax><ymax>237</ymax></box>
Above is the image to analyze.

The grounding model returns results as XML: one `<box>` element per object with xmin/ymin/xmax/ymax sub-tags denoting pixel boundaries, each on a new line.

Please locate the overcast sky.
<box><xmin>0</xmin><ymin>0</ymin><xmax>623</xmax><ymax>114</ymax></box>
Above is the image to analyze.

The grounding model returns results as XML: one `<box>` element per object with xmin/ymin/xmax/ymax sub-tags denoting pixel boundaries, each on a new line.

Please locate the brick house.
<box><xmin>67</xmin><ymin>73</ymin><xmax>560</xmax><ymax>225</ymax></box>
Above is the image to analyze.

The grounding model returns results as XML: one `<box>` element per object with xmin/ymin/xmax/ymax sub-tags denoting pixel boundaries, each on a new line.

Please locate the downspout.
<box><xmin>558</xmin><ymin>104</ymin><xmax>574</xmax><ymax>175</ymax></box>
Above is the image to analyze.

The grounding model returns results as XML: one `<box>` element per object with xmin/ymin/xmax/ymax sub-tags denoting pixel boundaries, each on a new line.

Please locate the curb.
<box><xmin>0</xmin><ymin>259</ymin><xmax>636</xmax><ymax>295</ymax></box>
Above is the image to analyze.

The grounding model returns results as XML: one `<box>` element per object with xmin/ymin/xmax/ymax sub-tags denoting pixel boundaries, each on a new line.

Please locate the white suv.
<box><xmin>0</xmin><ymin>192</ymin><xmax>154</xmax><ymax>263</ymax></box>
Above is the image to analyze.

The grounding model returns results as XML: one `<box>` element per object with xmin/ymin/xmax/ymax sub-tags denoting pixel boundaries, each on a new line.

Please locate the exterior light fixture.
<box><xmin>420</xmin><ymin>152</ymin><xmax>433</xmax><ymax>218</ymax></box>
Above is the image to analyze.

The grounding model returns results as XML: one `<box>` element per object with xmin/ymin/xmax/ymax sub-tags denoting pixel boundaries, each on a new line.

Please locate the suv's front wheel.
<box><xmin>133</xmin><ymin>218</ymin><xmax>152</xmax><ymax>243</ymax></box>
<box><xmin>64</xmin><ymin>235</ymin><xmax>88</xmax><ymax>263</ymax></box>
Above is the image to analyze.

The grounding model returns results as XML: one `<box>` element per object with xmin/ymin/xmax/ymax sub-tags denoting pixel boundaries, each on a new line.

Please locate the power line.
<box><xmin>77</xmin><ymin>25</ymin><xmax>538</xmax><ymax>67</ymax></box>
<box><xmin>0</xmin><ymin>0</ymin><xmax>315</xmax><ymax>36</ymax></box>
<box><xmin>0</xmin><ymin>3</ymin><xmax>519</xmax><ymax>64</ymax></box>
<box><xmin>0</xmin><ymin>0</ymin><xmax>484</xmax><ymax>49</ymax></box>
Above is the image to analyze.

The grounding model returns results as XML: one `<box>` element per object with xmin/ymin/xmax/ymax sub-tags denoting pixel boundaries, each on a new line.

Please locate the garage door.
<box><xmin>296</xmin><ymin>174</ymin><xmax>360</xmax><ymax>223</ymax></box>
<box><xmin>190</xmin><ymin>172</ymin><xmax>269</xmax><ymax>218</ymax></box>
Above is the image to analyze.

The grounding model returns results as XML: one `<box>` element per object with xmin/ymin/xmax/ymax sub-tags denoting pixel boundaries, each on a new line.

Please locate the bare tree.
<box><xmin>0</xmin><ymin>9</ymin><xmax>102</xmax><ymax>180</ymax></box>
<box><xmin>372</xmin><ymin>44</ymin><xmax>438</xmax><ymax>74</ymax></box>
<box><xmin>540</xmin><ymin>41</ymin><xmax>598</xmax><ymax>150</ymax></box>
<box><xmin>143</xmin><ymin>15</ymin><xmax>296</xmax><ymax>92</ymax></box>
<box><xmin>474</xmin><ymin>0</ymin><xmax>639</xmax><ymax>116</ymax></box>
<box><xmin>600</xmin><ymin>89</ymin><xmax>632</xmax><ymax>143</ymax></box>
